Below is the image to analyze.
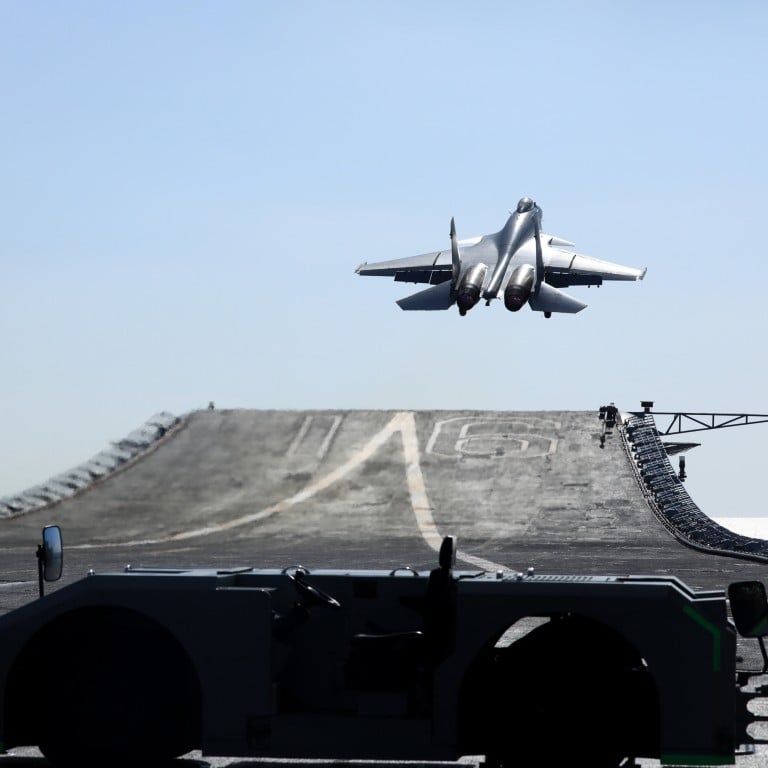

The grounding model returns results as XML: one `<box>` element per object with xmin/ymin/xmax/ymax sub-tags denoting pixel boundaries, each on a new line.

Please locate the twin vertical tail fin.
<box><xmin>450</xmin><ymin>217</ymin><xmax>461</xmax><ymax>290</ymax></box>
<box><xmin>528</xmin><ymin>212</ymin><xmax>585</xmax><ymax>313</ymax></box>
<box><xmin>398</xmin><ymin>217</ymin><xmax>462</xmax><ymax>311</ymax></box>
<box><xmin>533</xmin><ymin>214</ymin><xmax>544</xmax><ymax>291</ymax></box>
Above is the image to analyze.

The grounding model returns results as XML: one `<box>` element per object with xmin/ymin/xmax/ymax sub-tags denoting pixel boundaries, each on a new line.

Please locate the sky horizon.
<box><xmin>3</xmin><ymin>2</ymin><xmax>768</xmax><ymax>523</ymax></box>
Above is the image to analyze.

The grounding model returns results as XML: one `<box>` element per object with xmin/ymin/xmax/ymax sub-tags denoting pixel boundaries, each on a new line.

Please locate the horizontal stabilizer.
<box><xmin>529</xmin><ymin>283</ymin><xmax>587</xmax><ymax>314</ymax></box>
<box><xmin>397</xmin><ymin>281</ymin><xmax>455</xmax><ymax>311</ymax></box>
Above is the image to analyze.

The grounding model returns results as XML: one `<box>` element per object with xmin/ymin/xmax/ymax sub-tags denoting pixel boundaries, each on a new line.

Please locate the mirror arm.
<box><xmin>36</xmin><ymin>544</ymin><xmax>44</xmax><ymax>598</ymax></box>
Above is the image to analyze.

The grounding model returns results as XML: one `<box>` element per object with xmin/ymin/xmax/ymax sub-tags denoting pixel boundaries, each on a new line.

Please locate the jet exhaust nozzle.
<box><xmin>504</xmin><ymin>264</ymin><xmax>535</xmax><ymax>312</ymax></box>
<box><xmin>456</xmin><ymin>263</ymin><xmax>488</xmax><ymax>316</ymax></box>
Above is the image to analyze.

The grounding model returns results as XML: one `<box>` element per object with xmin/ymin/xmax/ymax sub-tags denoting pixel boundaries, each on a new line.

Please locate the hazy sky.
<box><xmin>2</xmin><ymin>2</ymin><xmax>768</xmax><ymax>523</ymax></box>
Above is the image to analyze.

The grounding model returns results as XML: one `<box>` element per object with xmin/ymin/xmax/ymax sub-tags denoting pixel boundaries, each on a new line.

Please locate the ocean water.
<box><xmin>713</xmin><ymin>517</ymin><xmax>768</xmax><ymax>540</ymax></box>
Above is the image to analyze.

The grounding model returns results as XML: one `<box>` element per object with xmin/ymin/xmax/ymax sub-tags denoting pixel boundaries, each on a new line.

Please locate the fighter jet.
<box><xmin>355</xmin><ymin>198</ymin><xmax>646</xmax><ymax>317</ymax></box>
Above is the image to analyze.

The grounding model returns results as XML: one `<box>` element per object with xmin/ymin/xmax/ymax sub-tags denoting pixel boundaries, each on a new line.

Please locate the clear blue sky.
<box><xmin>2</xmin><ymin>1</ymin><xmax>768</xmax><ymax>522</ymax></box>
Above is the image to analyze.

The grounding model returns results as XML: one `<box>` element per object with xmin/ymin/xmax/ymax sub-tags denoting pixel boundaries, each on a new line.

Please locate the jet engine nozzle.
<box><xmin>504</xmin><ymin>264</ymin><xmax>535</xmax><ymax>312</ymax></box>
<box><xmin>456</xmin><ymin>263</ymin><xmax>488</xmax><ymax>317</ymax></box>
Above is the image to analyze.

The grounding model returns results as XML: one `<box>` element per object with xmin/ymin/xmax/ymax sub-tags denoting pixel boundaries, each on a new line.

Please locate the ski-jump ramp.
<box><xmin>1</xmin><ymin>408</ymin><xmax>764</xmax><ymax>614</ymax></box>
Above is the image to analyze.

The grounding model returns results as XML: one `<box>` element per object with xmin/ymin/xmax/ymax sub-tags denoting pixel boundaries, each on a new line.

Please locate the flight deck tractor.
<box><xmin>0</xmin><ymin>528</ymin><xmax>766</xmax><ymax>768</ymax></box>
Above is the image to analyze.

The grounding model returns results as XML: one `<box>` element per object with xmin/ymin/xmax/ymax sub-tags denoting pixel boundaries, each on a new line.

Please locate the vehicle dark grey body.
<box><xmin>0</xmin><ymin>536</ymin><xmax>758</xmax><ymax>767</ymax></box>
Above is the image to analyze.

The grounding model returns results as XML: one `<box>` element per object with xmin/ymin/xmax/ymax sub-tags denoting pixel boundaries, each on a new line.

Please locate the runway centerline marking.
<box><xmin>69</xmin><ymin>412</ymin><xmax>507</xmax><ymax>571</ymax></box>
<box><xmin>396</xmin><ymin>412</ymin><xmax>505</xmax><ymax>572</ymax></box>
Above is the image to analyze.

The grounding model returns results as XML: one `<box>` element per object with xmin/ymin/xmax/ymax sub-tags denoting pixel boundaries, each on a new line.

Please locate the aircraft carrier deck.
<box><xmin>2</xmin><ymin>407</ymin><xmax>767</xmax><ymax>610</ymax></box>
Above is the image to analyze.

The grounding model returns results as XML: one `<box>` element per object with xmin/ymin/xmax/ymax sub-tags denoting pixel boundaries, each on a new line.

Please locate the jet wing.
<box><xmin>355</xmin><ymin>250</ymin><xmax>453</xmax><ymax>285</ymax></box>
<box><xmin>543</xmin><ymin>243</ymin><xmax>646</xmax><ymax>288</ymax></box>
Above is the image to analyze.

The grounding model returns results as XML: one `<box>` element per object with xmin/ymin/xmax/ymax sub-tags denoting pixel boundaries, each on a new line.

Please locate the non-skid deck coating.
<box><xmin>1</xmin><ymin>408</ymin><xmax>765</xmax><ymax>616</ymax></box>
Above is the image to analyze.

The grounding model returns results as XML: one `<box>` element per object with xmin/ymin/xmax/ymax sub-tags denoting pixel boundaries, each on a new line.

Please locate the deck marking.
<box><xmin>286</xmin><ymin>415</ymin><xmax>313</xmax><ymax>457</ymax></box>
<box><xmin>70</xmin><ymin>412</ymin><xmax>507</xmax><ymax>570</ymax></box>
<box><xmin>427</xmin><ymin>416</ymin><xmax>561</xmax><ymax>458</ymax></box>
<box><xmin>396</xmin><ymin>411</ymin><xmax>505</xmax><ymax>572</ymax></box>
<box><xmin>317</xmin><ymin>415</ymin><xmax>343</xmax><ymax>460</ymax></box>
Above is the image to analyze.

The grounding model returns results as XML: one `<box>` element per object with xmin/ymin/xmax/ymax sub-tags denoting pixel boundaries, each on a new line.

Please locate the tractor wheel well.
<box><xmin>5</xmin><ymin>605</ymin><xmax>201</xmax><ymax>764</ymax></box>
<box><xmin>458</xmin><ymin>613</ymin><xmax>660</xmax><ymax>766</ymax></box>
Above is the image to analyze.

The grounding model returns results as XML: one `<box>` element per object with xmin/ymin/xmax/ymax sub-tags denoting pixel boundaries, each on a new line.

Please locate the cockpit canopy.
<box><xmin>516</xmin><ymin>197</ymin><xmax>535</xmax><ymax>213</ymax></box>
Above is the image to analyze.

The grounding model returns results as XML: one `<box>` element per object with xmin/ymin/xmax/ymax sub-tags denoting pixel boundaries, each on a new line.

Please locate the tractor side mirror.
<box><xmin>729</xmin><ymin>581</ymin><xmax>768</xmax><ymax>637</ymax></box>
<box><xmin>37</xmin><ymin>525</ymin><xmax>63</xmax><ymax>597</ymax></box>
<box><xmin>729</xmin><ymin>580</ymin><xmax>768</xmax><ymax>676</ymax></box>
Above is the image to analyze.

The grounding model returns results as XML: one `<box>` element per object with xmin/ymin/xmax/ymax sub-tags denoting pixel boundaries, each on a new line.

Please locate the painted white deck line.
<box><xmin>317</xmin><ymin>416</ymin><xmax>343</xmax><ymax>460</ymax></box>
<box><xmin>70</xmin><ymin>412</ymin><xmax>508</xmax><ymax>571</ymax></box>
<box><xmin>286</xmin><ymin>416</ymin><xmax>313</xmax><ymax>457</ymax></box>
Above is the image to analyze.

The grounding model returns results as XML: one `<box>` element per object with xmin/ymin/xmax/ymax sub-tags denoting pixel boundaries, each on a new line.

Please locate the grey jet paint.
<box><xmin>355</xmin><ymin>198</ymin><xmax>646</xmax><ymax>317</ymax></box>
